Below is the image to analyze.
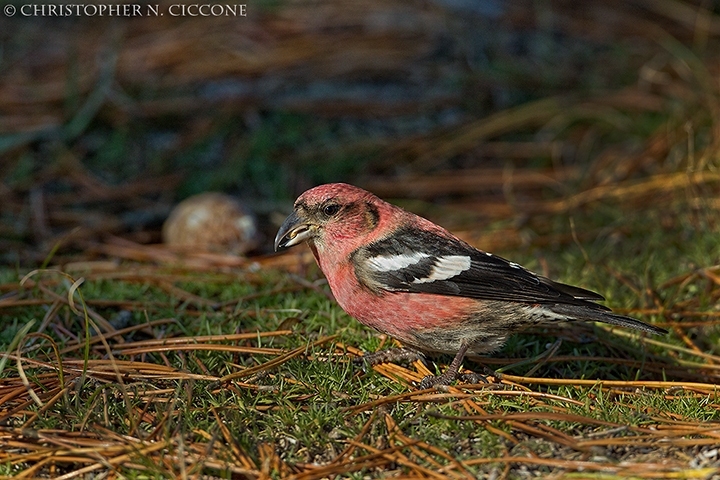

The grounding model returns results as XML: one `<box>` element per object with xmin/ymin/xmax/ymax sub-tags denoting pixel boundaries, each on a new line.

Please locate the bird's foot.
<box><xmin>354</xmin><ymin>347</ymin><xmax>426</xmax><ymax>372</ymax></box>
<box><xmin>418</xmin><ymin>370</ymin><xmax>489</xmax><ymax>389</ymax></box>
<box><xmin>419</xmin><ymin>370</ymin><xmax>457</xmax><ymax>389</ymax></box>
<box><xmin>459</xmin><ymin>372</ymin><xmax>490</xmax><ymax>384</ymax></box>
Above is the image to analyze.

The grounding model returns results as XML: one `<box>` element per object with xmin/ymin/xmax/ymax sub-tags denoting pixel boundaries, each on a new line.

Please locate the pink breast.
<box><xmin>329</xmin><ymin>269</ymin><xmax>475</xmax><ymax>343</ymax></box>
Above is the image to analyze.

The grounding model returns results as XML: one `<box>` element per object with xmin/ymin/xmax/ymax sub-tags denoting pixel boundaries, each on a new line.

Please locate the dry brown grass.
<box><xmin>1</xmin><ymin>248</ymin><xmax>719</xmax><ymax>477</ymax></box>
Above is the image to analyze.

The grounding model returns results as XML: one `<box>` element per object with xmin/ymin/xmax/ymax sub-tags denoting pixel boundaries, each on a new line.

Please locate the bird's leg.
<box><xmin>355</xmin><ymin>347</ymin><xmax>426</xmax><ymax>371</ymax></box>
<box><xmin>419</xmin><ymin>343</ymin><xmax>471</xmax><ymax>389</ymax></box>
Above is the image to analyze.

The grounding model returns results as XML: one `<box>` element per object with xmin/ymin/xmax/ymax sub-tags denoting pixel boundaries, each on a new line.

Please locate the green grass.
<box><xmin>1</xmin><ymin>195</ymin><xmax>718</xmax><ymax>478</ymax></box>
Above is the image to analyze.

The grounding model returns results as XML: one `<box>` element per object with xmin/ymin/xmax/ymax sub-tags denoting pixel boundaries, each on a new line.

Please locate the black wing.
<box><xmin>353</xmin><ymin>226</ymin><xmax>607</xmax><ymax>308</ymax></box>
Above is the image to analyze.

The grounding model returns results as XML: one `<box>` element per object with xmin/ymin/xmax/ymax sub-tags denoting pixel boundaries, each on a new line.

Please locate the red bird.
<box><xmin>274</xmin><ymin>183</ymin><xmax>666</xmax><ymax>387</ymax></box>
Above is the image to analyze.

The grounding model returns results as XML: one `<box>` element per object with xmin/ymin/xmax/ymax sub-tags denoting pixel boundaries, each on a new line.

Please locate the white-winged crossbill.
<box><xmin>274</xmin><ymin>183</ymin><xmax>666</xmax><ymax>387</ymax></box>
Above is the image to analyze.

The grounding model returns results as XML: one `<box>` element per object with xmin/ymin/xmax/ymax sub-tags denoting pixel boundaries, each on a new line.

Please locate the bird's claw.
<box><xmin>419</xmin><ymin>371</ymin><xmax>456</xmax><ymax>389</ymax></box>
<box><xmin>353</xmin><ymin>348</ymin><xmax>425</xmax><ymax>372</ymax></box>
<box><xmin>418</xmin><ymin>371</ymin><xmax>490</xmax><ymax>389</ymax></box>
<box><xmin>458</xmin><ymin>372</ymin><xmax>489</xmax><ymax>384</ymax></box>
<box><xmin>352</xmin><ymin>356</ymin><xmax>372</xmax><ymax>374</ymax></box>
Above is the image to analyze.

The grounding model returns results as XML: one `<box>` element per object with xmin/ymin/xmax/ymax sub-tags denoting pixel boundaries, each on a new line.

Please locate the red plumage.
<box><xmin>275</xmin><ymin>183</ymin><xmax>666</xmax><ymax>387</ymax></box>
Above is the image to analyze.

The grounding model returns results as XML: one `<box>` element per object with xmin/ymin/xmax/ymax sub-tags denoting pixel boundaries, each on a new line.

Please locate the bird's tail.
<box><xmin>549</xmin><ymin>304</ymin><xmax>667</xmax><ymax>335</ymax></box>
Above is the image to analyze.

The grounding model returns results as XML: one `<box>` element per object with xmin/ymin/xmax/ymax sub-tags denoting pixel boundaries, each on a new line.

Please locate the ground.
<box><xmin>1</xmin><ymin>1</ymin><xmax>720</xmax><ymax>478</ymax></box>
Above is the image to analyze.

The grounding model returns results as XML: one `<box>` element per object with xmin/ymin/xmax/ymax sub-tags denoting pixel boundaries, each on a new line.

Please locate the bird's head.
<box><xmin>274</xmin><ymin>183</ymin><xmax>385</xmax><ymax>252</ymax></box>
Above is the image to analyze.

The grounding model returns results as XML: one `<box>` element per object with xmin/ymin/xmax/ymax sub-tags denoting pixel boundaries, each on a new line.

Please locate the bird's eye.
<box><xmin>322</xmin><ymin>203</ymin><xmax>341</xmax><ymax>217</ymax></box>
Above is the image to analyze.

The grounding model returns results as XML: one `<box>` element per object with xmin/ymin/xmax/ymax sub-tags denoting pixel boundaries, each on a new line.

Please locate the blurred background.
<box><xmin>1</xmin><ymin>0</ymin><xmax>719</xmax><ymax>266</ymax></box>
